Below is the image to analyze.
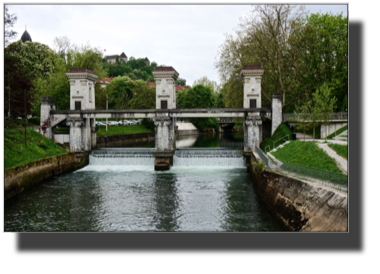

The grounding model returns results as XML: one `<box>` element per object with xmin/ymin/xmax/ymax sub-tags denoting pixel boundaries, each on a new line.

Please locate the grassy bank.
<box><xmin>261</xmin><ymin>123</ymin><xmax>292</xmax><ymax>152</ymax></box>
<box><xmin>272</xmin><ymin>141</ymin><xmax>342</xmax><ymax>173</ymax></box>
<box><xmin>5</xmin><ymin>129</ymin><xmax>68</xmax><ymax>170</ymax></box>
<box><xmin>327</xmin><ymin>125</ymin><xmax>348</xmax><ymax>139</ymax></box>
<box><xmin>97</xmin><ymin>124</ymin><xmax>153</xmax><ymax>137</ymax></box>
<box><xmin>328</xmin><ymin>144</ymin><xmax>348</xmax><ymax>160</ymax></box>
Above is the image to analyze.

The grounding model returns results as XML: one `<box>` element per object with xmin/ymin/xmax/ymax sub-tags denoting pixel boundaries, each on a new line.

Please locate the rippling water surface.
<box><xmin>4</xmin><ymin>133</ymin><xmax>285</xmax><ymax>232</ymax></box>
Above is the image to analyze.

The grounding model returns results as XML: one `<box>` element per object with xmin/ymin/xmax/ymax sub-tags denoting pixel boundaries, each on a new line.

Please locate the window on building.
<box><xmin>161</xmin><ymin>100</ymin><xmax>167</xmax><ymax>109</ymax></box>
<box><xmin>250</xmin><ymin>99</ymin><xmax>257</xmax><ymax>108</ymax></box>
<box><xmin>75</xmin><ymin>101</ymin><xmax>81</xmax><ymax>110</ymax></box>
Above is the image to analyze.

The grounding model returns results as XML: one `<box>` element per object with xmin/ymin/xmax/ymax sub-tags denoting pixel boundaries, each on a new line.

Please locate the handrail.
<box><xmin>273</xmin><ymin>135</ymin><xmax>290</xmax><ymax>150</ymax></box>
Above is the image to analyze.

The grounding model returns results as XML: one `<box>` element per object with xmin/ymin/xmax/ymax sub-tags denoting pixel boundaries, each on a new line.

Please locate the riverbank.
<box><xmin>4</xmin><ymin>151</ymin><xmax>89</xmax><ymax>201</ymax></box>
<box><xmin>249</xmin><ymin>151</ymin><xmax>347</xmax><ymax>231</ymax></box>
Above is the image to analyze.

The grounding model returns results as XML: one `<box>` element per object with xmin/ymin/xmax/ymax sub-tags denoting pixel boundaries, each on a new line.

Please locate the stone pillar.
<box><xmin>271</xmin><ymin>94</ymin><xmax>283</xmax><ymax>136</ymax></box>
<box><xmin>152</xmin><ymin>117</ymin><xmax>176</xmax><ymax>171</ymax></box>
<box><xmin>81</xmin><ymin>118</ymin><xmax>91</xmax><ymax>151</ymax></box>
<box><xmin>152</xmin><ymin>67</ymin><xmax>179</xmax><ymax>110</ymax></box>
<box><xmin>40</xmin><ymin>97</ymin><xmax>55</xmax><ymax>139</ymax></box>
<box><xmin>66</xmin><ymin>118</ymin><xmax>84</xmax><ymax>152</ymax></box>
<box><xmin>91</xmin><ymin>118</ymin><xmax>98</xmax><ymax>148</ymax></box>
<box><xmin>244</xmin><ymin>117</ymin><xmax>262</xmax><ymax>153</ymax></box>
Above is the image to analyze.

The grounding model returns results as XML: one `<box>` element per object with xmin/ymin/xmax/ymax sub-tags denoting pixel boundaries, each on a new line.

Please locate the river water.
<box><xmin>4</xmin><ymin>133</ymin><xmax>285</xmax><ymax>232</ymax></box>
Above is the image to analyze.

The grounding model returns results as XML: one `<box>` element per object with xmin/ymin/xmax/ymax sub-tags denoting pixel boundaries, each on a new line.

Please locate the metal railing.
<box><xmin>271</xmin><ymin>161</ymin><xmax>347</xmax><ymax>190</ymax></box>
<box><xmin>284</xmin><ymin>112</ymin><xmax>348</xmax><ymax>122</ymax></box>
<box><xmin>265</xmin><ymin>134</ymin><xmax>290</xmax><ymax>154</ymax></box>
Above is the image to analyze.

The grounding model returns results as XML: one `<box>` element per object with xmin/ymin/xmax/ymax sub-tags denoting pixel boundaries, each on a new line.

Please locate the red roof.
<box><xmin>69</xmin><ymin>68</ymin><xmax>96</xmax><ymax>74</ymax></box>
<box><xmin>243</xmin><ymin>65</ymin><xmax>262</xmax><ymax>70</ymax></box>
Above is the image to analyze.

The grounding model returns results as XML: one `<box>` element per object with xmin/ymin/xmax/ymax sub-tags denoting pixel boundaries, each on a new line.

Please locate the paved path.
<box><xmin>317</xmin><ymin>143</ymin><xmax>347</xmax><ymax>174</ymax></box>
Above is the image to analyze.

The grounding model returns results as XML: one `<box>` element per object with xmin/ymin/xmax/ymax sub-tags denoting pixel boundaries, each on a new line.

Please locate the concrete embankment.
<box><xmin>249</xmin><ymin>152</ymin><xmax>348</xmax><ymax>232</ymax></box>
<box><xmin>5</xmin><ymin>152</ymin><xmax>89</xmax><ymax>201</ymax></box>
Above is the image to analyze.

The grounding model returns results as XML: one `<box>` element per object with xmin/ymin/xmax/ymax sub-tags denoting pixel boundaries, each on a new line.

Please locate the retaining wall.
<box><xmin>96</xmin><ymin>132</ymin><xmax>155</xmax><ymax>145</ymax></box>
<box><xmin>249</xmin><ymin>152</ymin><xmax>348</xmax><ymax>232</ymax></box>
<box><xmin>4</xmin><ymin>152</ymin><xmax>89</xmax><ymax>201</ymax></box>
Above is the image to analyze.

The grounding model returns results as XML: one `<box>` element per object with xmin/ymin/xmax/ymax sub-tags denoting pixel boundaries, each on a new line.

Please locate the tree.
<box><xmin>129</xmin><ymin>80</ymin><xmax>156</xmax><ymax>109</ymax></box>
<box><xmin>313</xmin><ymin>83</ymin><xmax>337</xmax><ymax>141</ymax></box>
<box><xmin>176</xmin><ymin>84</ymin><xmax>218</xmax><ymax>129</ymax></box>
<box><xmin>294</xmin><ymin>102</ymin><xmax>311</xmax><ymax>141</ymax></box>
<box><xmin>193</xmin><ymin>76</ymin><xmax>220</xmax><ymax>93</ymax></box>
<box><xmin>176</xmin><ymin>77</ymin><xmax>187</xmax><ymax>86</ymax></box>
<box><xmin>5</xmin><ymin>5</ymin><xmax>17</xmax><ymax>47</ymax></box>
<box><xmin>104</xmin><ymin>76</ymin><xmax>135</xmax><ymax>110</ymax></box>
<box><xmin>53</xmin><ymin>35</ymin><xmax>72</xmax><ymax>61</ymax></box>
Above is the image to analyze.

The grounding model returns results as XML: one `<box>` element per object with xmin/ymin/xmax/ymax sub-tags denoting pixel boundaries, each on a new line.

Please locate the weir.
<box><xmin>89</xmin><ymin>148</ymin><xmax>245</xmax><ymax>168</ymax></box>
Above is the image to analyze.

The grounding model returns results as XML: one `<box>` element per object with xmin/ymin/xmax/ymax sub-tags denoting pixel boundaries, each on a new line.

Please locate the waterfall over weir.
<box><xmin>174</xmin><ymin>148</ymin><xmax>245</xmax><ymax>167</ymax></box>
<box><xmin>90</xmin><ymin>148</ymin><xmax>155</xmax><ymax>166</ymax></box>
<box><xmin>90</xmin><ymin>148</ymin><xmax>245</xmax><ymax>168</ymax></box>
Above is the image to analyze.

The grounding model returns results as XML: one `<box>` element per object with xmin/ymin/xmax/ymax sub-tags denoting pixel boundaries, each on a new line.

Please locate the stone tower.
<box><xmin>152</xmin><ymin>67</ymin><xmax>179</xmax><ymax>110</ymax></box>
<box><xmin>65</xmin><ymin>68</ymin><xmax>99</xmax><ymax>152</ymax></box>
<box><xmin>240</xmin><ymin>65</ymin><xmax>265</xmax><ymax>151</ymax></box>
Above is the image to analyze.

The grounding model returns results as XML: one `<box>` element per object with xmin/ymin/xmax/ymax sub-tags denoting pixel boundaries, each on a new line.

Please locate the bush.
<box><xmin>28</xmin><ymin>117</ymin><xmax>40</xmax><ymax>125</ymax></box>
<box><xmin>142</xmin><ymin>118</ymin><xmax>155</xmax><ymax>131</ymax></box>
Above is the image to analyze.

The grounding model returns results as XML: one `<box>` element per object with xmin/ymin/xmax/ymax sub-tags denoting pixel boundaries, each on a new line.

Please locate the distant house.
<box><xmin>98</xmin><ymin>77</ymin><xmax>114</xmax><ymax>89</ymax></box>
<box><xmin>105</xmin><ymin>52</ymin><xmax>128</xmax><ymax>64</ymax></box>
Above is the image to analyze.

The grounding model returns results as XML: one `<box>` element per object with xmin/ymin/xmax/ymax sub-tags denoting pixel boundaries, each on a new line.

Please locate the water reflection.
<box><xmin>152</xmin><ymin>174</ymin><xmax>180</xmax><ymax>231</ymax></box>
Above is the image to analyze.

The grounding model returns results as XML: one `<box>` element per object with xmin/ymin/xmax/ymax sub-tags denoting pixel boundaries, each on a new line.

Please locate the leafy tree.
<box><xmin>292</xmin><ymin>12</ymin><xmax>348</xmax><ymax>111</ymax></box>
<box><xmin>313</xmin><ymin>83</ymin><xmax>337</xmax><ymax>141</ymax></box>
<box><xmin>215</xmin><ymin>92</ymin><xmax>226</xmax><ymax>108</ymax></box>
<box><xmin>53</xmin><ymin>35</ymin><xmax>72</xmax><ymax>61</ymax></box>
<box><xmin>104</xmin><ymin>76</ymin><xmax>135</xmax><ymax>110</ymax></box>
<box><xmin>176</xmin><ymin>77</ymin><xmax>187</xmax><ymax>86</ymax></box>
<box><xmin>129</xmin><ymin>80</ymin><xmax>156</xmax><ymax>109</ymax></box>
<box><xmin>4</xmin><ymin>5</ymin><xmax>17</xmax><ymax>47</ymax></box>
<box><xmin>176</xmin><ymin>84</ymin><xmax>218</xmax><ymax>129</ymax></box>
<box><xmin>294</xmin><ymin>102</ymin><xmax>311</xmax><ymax>141</ymax></box>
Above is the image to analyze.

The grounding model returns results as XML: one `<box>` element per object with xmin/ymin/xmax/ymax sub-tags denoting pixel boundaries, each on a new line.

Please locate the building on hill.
<box><xmin>105</xmin><ymin>52</ymin><xmax>128</xmax><ymax>64</ymax></box>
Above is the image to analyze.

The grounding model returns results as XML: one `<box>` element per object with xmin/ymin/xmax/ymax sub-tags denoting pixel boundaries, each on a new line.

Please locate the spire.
<box><xmin>21</xmin><ymin>29</ymin><xmax>32</xmax><ymax>43</ymax></box>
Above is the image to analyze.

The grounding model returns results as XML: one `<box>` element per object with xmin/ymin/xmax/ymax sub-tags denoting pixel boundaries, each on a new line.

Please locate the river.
<box><xmin>4</xmin><ymin>133</ymin><xmax>285</xmax><ymax>232</ymax></box>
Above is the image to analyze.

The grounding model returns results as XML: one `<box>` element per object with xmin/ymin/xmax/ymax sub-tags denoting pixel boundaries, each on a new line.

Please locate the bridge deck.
<box><xmin>51</xmin><ymin>108</ymin><xmax>272</xmax><ymax>119</ymax></box>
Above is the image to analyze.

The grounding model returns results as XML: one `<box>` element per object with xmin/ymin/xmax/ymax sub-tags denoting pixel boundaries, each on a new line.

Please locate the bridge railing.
<box><xmin>284</xmin><ymin>112</ymin><xmax>348</xmax><ymax>122</ymax></box>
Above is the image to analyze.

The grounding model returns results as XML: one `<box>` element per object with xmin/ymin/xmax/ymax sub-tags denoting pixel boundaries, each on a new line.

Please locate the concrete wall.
<box><xmin>271</xmin><ymin>94</ymin><xmax>282</xmax><ymax>136</ymax></box>
<box><xmin>249</xmin><ymin>152</ymin><xmax>347</xmax><ymax>231</ymax></box>
<box><xmin>96</xmin><ymin>132</ymin><xmax>155</xmax><ymax>145</ymax></box>
<box><xmin>54</xmin><ymin>133</ymin><xmax>70</xmax><ymax>144</ymax></box>
<box><xmin>321</xmin><ymin>122</ymin><xmax>347</xmax><ymax>138</ymax></box>
<box><xmin>4</xmin><ymin>152</ymin><xmax>89</xmax><ymax>201</ymax></box>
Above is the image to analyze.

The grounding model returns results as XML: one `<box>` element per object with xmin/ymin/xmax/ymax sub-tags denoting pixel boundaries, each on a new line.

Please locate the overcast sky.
<box><xmin>7</xmin><ymin>3</ymin><xmax>347</xmax><ymax>85</ymax></box>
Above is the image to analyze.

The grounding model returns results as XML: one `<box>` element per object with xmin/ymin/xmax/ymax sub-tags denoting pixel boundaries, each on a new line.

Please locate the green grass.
<box><xmin>340</xmin><ymin>135</ymin><xmax>348</xmax><ymax>137</ymax></box>
<box><xmin>327</xmin><ymin>125</ymin><xmax>348</xmax><ymax>139</ymax></box>
<box><xmin>96</xmin><ymin>124</ymin><xmax>153</xmax><ymax>137</ymax></box>
<box><xmin>328</xmin><ymin>144</ymin><xmax>348</xmax><ymax>160</ymax></box>
<box><xmin>272</xmin><ymin>141</ymin><xmax>342</xmax><ymax>173</ymax></box>
<box><xmin>56</xmin><ymin>127</ymin><xmax>69</xmax><ymax>131</ymax></box>
<box><xmin>261</xmin><ymin>123</ymin><xmax>292</xmax><ymax>152</ymax></box>
<box><xmin>4</xmin><ymin>129</ymin><xmax>68</xmax><ymax>170</ymax></box>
